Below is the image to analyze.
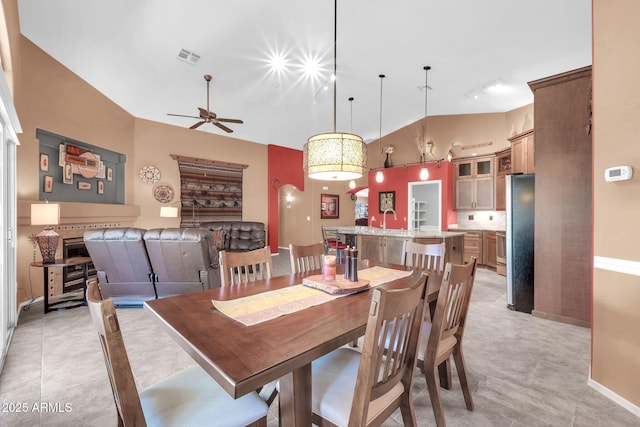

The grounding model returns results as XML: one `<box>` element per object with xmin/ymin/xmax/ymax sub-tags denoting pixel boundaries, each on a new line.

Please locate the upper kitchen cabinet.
<box><xmin>495</xmin><ymin>148</ymin><xmax>511</xmax><ymax>211</ymax></box>
<box><xmin>454</xmin><ymin>155</ymin><xmax>494</xmax><ymax>210</ymax></box>
<box><xmin>509</xmin><ymin>129</ymin><xmax>535</xmax><ymax>174</ymax></box>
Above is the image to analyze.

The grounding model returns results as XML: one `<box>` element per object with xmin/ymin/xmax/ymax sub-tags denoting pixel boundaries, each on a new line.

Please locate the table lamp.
<box><xmin>31</xmin><ymin>203</ymin><xmax>60</xmax><ymax>264</ymax></box>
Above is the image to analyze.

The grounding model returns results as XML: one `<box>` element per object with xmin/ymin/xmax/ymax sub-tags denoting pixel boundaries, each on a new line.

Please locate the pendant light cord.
<box><xmin>349</xmin><ymin>97</ymin><xmax>354</xmax><ymax>133</ymax></box>
<box><xmin>379</xmin><ymin>74</ymin><xmax>385</xmax><ymax>160</ymax></box>
<box><xmin>423</xmin><ymin>66</ymin><xmax>430</xmax><ymax>142</ymax></box>
<box><xmin>332</xmin><ymin>0</ymin><xmax>337</xmax><ymax>132</ymax></box>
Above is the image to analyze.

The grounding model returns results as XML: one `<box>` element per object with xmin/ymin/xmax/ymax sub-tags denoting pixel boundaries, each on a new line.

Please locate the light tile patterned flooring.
<box><xmin>0</xmin><ymin>248</ymin><xmax>638</xmax><ymax>426</ymax></box>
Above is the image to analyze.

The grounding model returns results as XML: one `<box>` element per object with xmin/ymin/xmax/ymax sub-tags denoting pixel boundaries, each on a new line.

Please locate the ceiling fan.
<box><xmin>168</xmin><ymin>74</ymin><xmax>243</xmax><ymax>133</ymax></box>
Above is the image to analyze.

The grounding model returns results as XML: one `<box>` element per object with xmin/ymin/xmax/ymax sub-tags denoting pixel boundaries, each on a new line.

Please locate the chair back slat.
<box><xmin>219</xmin><ymin>247</ymin><xmax>273</xmax><ymax>286</ymax></box>
<box><xmin>289</xmin><ymin>243</ymin><xmax>325</xmax><ymax>273</ymax></box>
<box><xmin>401</xmin><ymin>240</ymin><xmax>445</xmax><ymax>273</ymax></box>
<box><xmin>87</xmin><ymin>282</ymin><xmax>147</xmax><ymax>426</ymax></box>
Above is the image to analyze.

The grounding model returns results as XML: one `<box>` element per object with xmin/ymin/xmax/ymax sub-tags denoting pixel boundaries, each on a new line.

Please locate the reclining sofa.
<box><xmin>84</xmin><ymin>227</ymin><xmax>220</xmax><ymax>306</ymax></box>
<box><xmin>199</xmin><ymin>221</ymin><xmax>266</xmax><ymax>252</ymax></box>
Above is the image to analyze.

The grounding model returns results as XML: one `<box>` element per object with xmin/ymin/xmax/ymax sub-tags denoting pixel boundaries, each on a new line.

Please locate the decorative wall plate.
<box><xmin>153</xmin><ymin>184</ymin><xmax>175</xmax><ymax>203</ymax></box>
<box><xmin>139</xmin><ymin>165</ymin><xmax>161</xmax><ymax>184</ymax></box>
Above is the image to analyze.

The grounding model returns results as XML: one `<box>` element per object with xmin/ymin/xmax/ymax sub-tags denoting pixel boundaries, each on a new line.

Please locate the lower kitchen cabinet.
<box><xmin>415</xmin><ymin>236</ymin><xmax>464</xmax><ymax>266</ymax></box>
<box><xmin>483</xmin><ymin>231</ymin><xmax>497</xmax><ymax>268</ymax></box>
<box><xmin>463</xmin><ymin>231</ymin><xmax>483</xmax><ymax>265</ymax></box>
<box><xmin>357</xmin><ymin>235</ymin><xmax>409</xmax><ymax>265</ymax></box>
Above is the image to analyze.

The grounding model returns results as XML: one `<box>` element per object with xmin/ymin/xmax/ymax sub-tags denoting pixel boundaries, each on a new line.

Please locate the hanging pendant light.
<box><xmin>375</xmin><ymin>74</ymin><xmax>386</xmax><ymax>183</ymax></box>
<box><xmin>419</xmin><ymin>66</ymin><xmax>431</xmax><ymax>181</ymax></box>
<box><xmin>303</xmin><ymin>0</ymin><xmax>366</xmax><ymax>181</ymax></box>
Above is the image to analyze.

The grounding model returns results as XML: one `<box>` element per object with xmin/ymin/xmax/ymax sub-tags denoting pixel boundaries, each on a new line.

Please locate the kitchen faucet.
<box><xmin>382</xmin><ymin>208</ymin><xmax>397</xmax><ymax>231</ymax></box>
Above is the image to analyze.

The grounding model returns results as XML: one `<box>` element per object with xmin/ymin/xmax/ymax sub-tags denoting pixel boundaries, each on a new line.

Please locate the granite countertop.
<box><xmin>333</xmin><ymin>226</ymin><xmax>465</xmax><ymax>239</ymax></box>
<box><xmin>448</xmin><ymin>225</ymin><xmax>506</xmax><ymax>232</ymax></box>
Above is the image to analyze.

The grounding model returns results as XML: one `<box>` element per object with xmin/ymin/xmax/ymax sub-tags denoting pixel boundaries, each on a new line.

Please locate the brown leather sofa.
<box><xmin>84</xmin><ymin>227</ymin><xmax>220</xmax><ymax>306</ymax></box>
<box><xmin>199</xmin><ymin>221</ymin><xmax>266</xmax><ymax>252</ymax></box>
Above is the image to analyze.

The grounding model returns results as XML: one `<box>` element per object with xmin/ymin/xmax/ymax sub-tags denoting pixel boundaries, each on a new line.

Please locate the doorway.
<box><xmin>407</xmin><ymin>181</ymin><xmax>441</xmax><ymax>231</ymax></box>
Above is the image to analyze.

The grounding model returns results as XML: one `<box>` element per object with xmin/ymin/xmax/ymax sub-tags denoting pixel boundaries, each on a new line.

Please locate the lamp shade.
<box><xmin>303</xmin><ymin>132</ymin><xmax>367</xmax><ymax>181</ymax></box>
<box><xmin>31</xmin><ymin>203</ymin><xmax>60</xmax><ymax>226</ymax></box>
<box><xmin>160</xmin><ymin>206</ymin><xmax>179</xmax><ymax>218</ymax></box>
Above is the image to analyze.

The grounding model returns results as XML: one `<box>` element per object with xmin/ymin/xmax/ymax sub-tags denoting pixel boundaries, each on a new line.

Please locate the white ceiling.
<box><xmin>17</xmin><ymin>0</ymin><xmax>592</xmax><ymax>150</ymax></box>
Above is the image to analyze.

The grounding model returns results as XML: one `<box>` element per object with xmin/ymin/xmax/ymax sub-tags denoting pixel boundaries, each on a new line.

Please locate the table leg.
<box><xmin>279</xmin><ymin>364</ymin><xmax>312</xmax><ymax>426</ymax></box>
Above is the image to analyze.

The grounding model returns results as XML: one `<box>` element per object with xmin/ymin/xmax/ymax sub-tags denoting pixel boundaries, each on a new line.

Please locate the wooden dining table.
<box><xmin>144</xmin><ymin>262</ymin><xmax>442</xmax><ymax>426</ymax></box>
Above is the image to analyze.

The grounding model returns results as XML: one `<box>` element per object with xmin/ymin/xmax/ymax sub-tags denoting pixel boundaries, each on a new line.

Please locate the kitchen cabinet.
<box><xmin>509</xmin><ymin>129</ymin><xmax>535</xmax><ymax>174</ymax></box>
<box><xmin>483</xmin><ymin>230</ymin><xmax>497</xmax><ymax>268</ymax></box>
<box><xmin>357</xmin><ymin>235</ymin><xmax>409</xmax><ymax>265</ymax></box>
<box><xmin>454</xmin><ymin>156</ymin><xmax>494</xmax><ymax>210</ymax></box>
<box><xmin>495</xmin><ymin>148</ymin><xmax>511</xmax><ymax>211</ymax></box>
<box><xmin>463</xmin><ymin>231</ymin><xmax>483</xmax><ymax>265</ymax></box>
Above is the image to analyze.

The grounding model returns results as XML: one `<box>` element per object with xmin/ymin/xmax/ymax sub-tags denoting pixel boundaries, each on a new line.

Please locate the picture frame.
<box><xmin>40</xmin><ymin>153</ymin><xmax>49</xmax><ymax>171</ymax></box>
<box><xmin>97</xmin><ymin>180</ymin><xmax>104</xmax><ymax>195</ymax></box>
<box><xmin>63</xmin><ymin>163</ymin><xmax>73</xmax><ymax>184</ymax></box>
<box><xmin>379</xmin><ymin>191</ymin><xmax>396</xmax><ymax>212</ymax></box>
<box><xmin>43</xmin><ymin>175</ymin><xmax>53</xmax><ymax>193</ymax></box>
<box><xmin>106</xmin><ymin>167</ymin><xmax>113</xmax><ymax>181</ymax></box>
<box><xmin>77</xmin><ymin>181</ymin><xmax>92</xmax><ymax>190</ymax></box>
<box><xmin>320</xmin><ymin>194</ymin><xmax>339</xmax><ymax>219</ymax></box>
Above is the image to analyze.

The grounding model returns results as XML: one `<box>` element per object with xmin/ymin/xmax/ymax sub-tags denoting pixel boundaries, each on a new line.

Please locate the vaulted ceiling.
<box><xmin>17</xmin><ymin>0</ymin><xmax>592</xmax><ymax>149</ymax></box>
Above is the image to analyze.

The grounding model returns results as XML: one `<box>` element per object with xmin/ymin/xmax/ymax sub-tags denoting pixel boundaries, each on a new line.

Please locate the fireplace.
<box><xmin>63</xmin><ymin>237</ymin><xmax>96</xmax><ymax>292</ymax></box>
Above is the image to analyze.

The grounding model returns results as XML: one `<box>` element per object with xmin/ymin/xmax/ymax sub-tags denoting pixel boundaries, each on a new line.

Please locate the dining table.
<box><xmin>144</xmin><ymin>261</ymin><xmax>443</xmax><ymax>426</ymax></box>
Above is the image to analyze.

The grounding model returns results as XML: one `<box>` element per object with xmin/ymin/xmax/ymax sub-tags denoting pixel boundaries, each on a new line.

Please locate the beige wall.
<box><xmin>11</xmin><ymin>29</ymin><xmax>268</xmax><ymax>303</ymax></box>
<box><xmin>592</xmin><ymin>0</ymin><xmax>640</xmax><ymax>407</ymax></box>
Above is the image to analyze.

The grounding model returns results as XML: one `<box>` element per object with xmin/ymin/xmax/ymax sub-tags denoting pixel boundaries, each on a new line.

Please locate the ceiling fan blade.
<box><xmin>198</xmin><ymin>107</ymin><xmax>215</xmax><ymax>119</ymax></box>
<box><xmin>168</xmin><ymin>113</ymin><xmax>200</xmax><ymax>119</ymax></box>
<box><xmin>190</xmin><ymin>121</ymin><xmax>206</xmax><ymax>129</ymax></box>
<box><xmin>213</xmin><ymin>121</ymin><xmax>233</xmax><ymax>133</ymax></box>
<box><xmin>216</xmin><ymin>118</ymin><xmax>243</xmax><ymax>124</ymax></box>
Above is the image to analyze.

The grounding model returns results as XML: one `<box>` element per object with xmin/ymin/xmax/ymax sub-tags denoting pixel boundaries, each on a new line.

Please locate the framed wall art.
<box><xmin>320</xmin><ymin>194</ymin><xmax>339</xmax><ymax>219</ymax></box>
<box><xmin>63</xmin><ymin>163</ymin><xmax>73</xmax><ymax>184</ymax></box>
<box><xmin>378</xmin><ymin>191</ymin><xmax>395</xmax><ymax>212</ymax></box>
<box><xmin>40</xmin><ymin>153</ymin><xmax>49</xmax><ymax>171</ymax></box>
<box><xmin>77</xmin><ymin>181</ymin><xmax>92</xmax><ymax>190</ymax></box>
<box><xmin>43</xmin><ymin>175</ymin><xmax>53</xmax><ymax>193</ymax></box>
<box><xmin>97</xmin><ymin>180</ymin><xmax>104</xmax><ymax>195</ymax></box>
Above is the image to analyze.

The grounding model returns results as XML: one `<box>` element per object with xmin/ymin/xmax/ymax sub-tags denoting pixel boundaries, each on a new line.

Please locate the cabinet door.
<box><xmin>475</xmin><ymin>158</ymin><xmax>493</xmax><ymax>177</ymax></box>
<box><xmin>357</xmin><ymin>235</ymin><xmax>383</xmax><ymax>263</ymax></box>
<box><xmin>525</xmin><ymin>136</ymin><xmax>535</xmax><ymax>173</ymax></box>
<box><xmin>495</xmin><ymin>175</ymin><xmax>506</xmax><ymax>211</ymax></box>
<box><xmin>383</xmin><ymin>237</ymin><xmax>409</xmax><ymax>265</ymax></box>
<box><xmin>455</xmin><ymin>161</ymin><xmax>474</xmax><ymax>179</ymax></box>
<box><xmin>483</xmin><ymin>231</ymin><xmax>497</xmax><ymax>268</ymax></box>
<box><xmin>512</xmin><ymin>140</ymin><xmax>524</xmax><ymax>174</ymax></box>
<box><xmin>455</xmin><ymin>179</ymin><xmax>474</xmax><ymax>210</ymax></box>
<box><xmin>464</xmin><ymin>232</ymin><xmax>482</xmax><ymax>264</ymax></box>
<box><xmin>475</xmin><ymin>177</ymin><xmax>495</xmax><ymax>210</ymax></box>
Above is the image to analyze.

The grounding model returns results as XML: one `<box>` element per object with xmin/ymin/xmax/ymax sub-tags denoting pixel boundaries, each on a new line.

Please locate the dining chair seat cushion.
<box><xmin>417</xmin><ymin>321</ymin><xmax>457</xmax><ymax>362</ymax></box>
<box><xmin>139</xmin><ymin>365</ymin><xmax>268</xmax><ymax>427</ymax></box>
<box><xmin>312</xmin><ymin>347</ymin><xmax>404</xmax><ymax>427</ymax></box>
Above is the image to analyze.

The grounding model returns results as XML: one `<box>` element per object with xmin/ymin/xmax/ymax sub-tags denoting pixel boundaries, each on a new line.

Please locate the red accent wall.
<box><xmin>367</xmin><ymin>162</ymin><xmax>456</xmax><ymax>231</ymax></box>
<box><xmin>267</xmin><ymin>145</ymin><xmax>304</xmax><ymax>252</ymax></box>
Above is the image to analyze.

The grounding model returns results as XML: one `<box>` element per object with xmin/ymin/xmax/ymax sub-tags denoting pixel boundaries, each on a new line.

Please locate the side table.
<box><xmin>31</xmin><ymin>257</ymin><xmax>92</xmax><ymax>314</ymax></box>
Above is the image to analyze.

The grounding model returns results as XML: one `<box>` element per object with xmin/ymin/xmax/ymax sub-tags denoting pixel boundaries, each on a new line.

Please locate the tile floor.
<box><xmin>0</xmin><ymin>248</ymin><xmax>638</xmax><ymax>426</ymax></box>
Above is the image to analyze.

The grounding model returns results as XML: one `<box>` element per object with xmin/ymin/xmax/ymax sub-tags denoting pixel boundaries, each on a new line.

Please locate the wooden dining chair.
<box><xmin>420</xmin><ymin>257</ymin><xmax>477</xmax><ymax>427</ymax></box>
<box><xmin>321</xmin><ymin>226</ymin><xmax>348</xmax><ymax>263</ymax></box>
<box><xmin>311</xmin><ymin>270</ymin><xmax>429</xmax><ymax>426</ymax></box>
<box><xmin>401</xmin><ymin>240</ymin><xmax>446</xmax><ymax>273</ymax></box>
<box><xmin>219</xmin><ymin>246</ymin><xmax>273</xmax><ymax>286</ymax></box>
<box><xmin>86</xmin><ymin>281</ymin><xmax>268</xmax><ymax>427</ymax></box>
<box><xmin>289</xmin><ymin>242</ymin><xmax>325</xmax><ymax>273</ymax></box>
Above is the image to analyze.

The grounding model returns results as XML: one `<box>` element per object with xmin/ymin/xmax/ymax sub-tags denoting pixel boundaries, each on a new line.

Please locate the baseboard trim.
<box><xmin>531</xmin><ymin>309</ymin><xmax>590</xmax><ymax>328</ymax></box>
<box><xmin>594</xmin><ymin>256</ymin><xmax>640</xmax><ymax>277</ymax></box>
<box><xmin>588</xmin><ymin>377</ymin><xmax>640</xmax><ymax>418</ymax></box>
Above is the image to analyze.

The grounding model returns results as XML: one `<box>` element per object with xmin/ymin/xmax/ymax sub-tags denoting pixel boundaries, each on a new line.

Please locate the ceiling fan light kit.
<box><xmin>167</xmin><ymin>74</ymin><xmax>243</xmax><ymax>133</ymax></box>
<box><xmin>303</xmin><ymin>0</ymin><xmax>366</xmax><ymax>181</ymax></box>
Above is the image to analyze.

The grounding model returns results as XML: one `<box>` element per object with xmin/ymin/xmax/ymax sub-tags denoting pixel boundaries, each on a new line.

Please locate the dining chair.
<box><xmin>289</xmin><ymin>242</ymin><xmax>325</xmax><ymax>273</ymax></box>
<box><xmin>420</xmin><ymin>257</ymin><xmax>477</xmax><ymax>427</ymax></box>
<box><xmin>401</xmin><ymin>240</ymin><xmax>446</xmax><ymax>273</ymax></box>
<box><xmin>86</xmin><ymin>281</ymin><xmax>268</xmax><ymax>427</ymax></box>
<box><xmin>219</xmin><ymin>246</ymin><xmax>273</xmax><ymax>286</ymax></box>
<box><xmin>311</xmin><ymin>270</ymin><xmax>429</xmax><ymax>426</ymax></box>
<box><xmin>321</xmin><ymin>226</ymin><xmax>348</xmax><ymax>263</ymax></box>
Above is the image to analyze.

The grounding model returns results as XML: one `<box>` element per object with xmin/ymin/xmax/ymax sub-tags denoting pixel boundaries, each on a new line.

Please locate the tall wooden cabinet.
<box><xmin>529</xmin><ymin>66</ymin><xmax>592</xmax><ymax>327</ymax></box>
<box><xmin>495</xmin><ymin>148</ymin><xmax>511</xmax><ymax>211</ymax></box>
<box><xmin>454</xmin><ymin>156</ymin><xmax>494</xmax><ymax>210</ymax></box>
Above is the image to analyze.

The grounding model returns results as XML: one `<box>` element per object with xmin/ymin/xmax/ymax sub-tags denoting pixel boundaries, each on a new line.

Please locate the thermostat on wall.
<box><xmin>604</xmin><ymin>165</ymin><xmax>633</xmax><ymax>182</ymax></box>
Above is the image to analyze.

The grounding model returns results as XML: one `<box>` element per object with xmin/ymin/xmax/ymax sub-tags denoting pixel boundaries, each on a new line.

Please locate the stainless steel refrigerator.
<box><xmin>505</xmin><ymin>174</ymin><xmax>535</xmax><ymax>313</ymax></box>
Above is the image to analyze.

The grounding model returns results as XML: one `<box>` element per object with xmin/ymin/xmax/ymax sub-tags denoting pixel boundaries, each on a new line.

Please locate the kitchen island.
<box><xmin>333</xmin><ymin>226</ymin><xmax>465</xmax><ymax>266</ymax></box>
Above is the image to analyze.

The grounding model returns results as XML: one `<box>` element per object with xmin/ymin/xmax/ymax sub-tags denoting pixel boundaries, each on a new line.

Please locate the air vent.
<box><xmin>177</xmin><ymin>49</ymin><xmax>201</xmax><ymax>65</ymax></box>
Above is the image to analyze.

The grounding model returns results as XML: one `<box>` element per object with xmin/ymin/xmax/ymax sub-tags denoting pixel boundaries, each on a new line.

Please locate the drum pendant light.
<box><xmin>303</xmin><ymin>0</ymin><xmax>366</xmax><ymax>181</ymax></box>
<box><xmin>375</xmin><ymin>74</ymin><xmax>386</xmax><ymax>183</ymax></box>
<box><xmin>419</xmin><ymin>66</ymin><xmax>431</xmax><ymax>181</ymax></box>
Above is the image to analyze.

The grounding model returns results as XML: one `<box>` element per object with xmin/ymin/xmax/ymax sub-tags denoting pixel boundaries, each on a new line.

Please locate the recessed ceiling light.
<box><xmin>177</xmin><ymin>48</ymin><xmax>200</xmax><ymax>65</ymax></box>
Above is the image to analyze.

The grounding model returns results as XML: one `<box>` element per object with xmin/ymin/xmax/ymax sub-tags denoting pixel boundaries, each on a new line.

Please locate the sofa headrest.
<box><xmin>84</xmin><ymin>227</ymin><xmax>146</xmax><ymax>242</ymax></box>
<box><xmin>143</xmin><ymin>227</ymin><xmax>211</xmax><ymax>242</ymax></box>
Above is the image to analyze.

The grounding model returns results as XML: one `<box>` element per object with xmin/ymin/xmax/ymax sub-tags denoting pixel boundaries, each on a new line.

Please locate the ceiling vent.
<box><xmin>177</xmin><ymin>49</ymin><xmax>201</xmax><ymax>65</ymax></box>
